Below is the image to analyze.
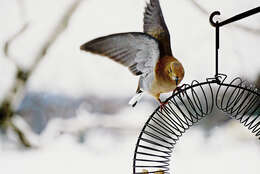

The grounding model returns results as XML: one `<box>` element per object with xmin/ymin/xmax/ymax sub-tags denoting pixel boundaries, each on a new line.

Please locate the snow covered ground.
<box><xmin>0</xmin><ymin>0</ymin><xmax>260</xmax><ymax>173</ymax></box>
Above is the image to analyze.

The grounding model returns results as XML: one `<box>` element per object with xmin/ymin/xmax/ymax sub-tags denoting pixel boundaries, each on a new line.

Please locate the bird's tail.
<box><xmin>128</xmin><ymin>91</ymin><xmax>144</xmax><ymax>107</ymax></box>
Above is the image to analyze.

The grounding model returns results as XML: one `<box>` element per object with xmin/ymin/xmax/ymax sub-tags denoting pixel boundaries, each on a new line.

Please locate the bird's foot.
<box><xmin>159</xmin><ymin>99</ymin><xmax>168</xmax><ymax>111</ymax></box>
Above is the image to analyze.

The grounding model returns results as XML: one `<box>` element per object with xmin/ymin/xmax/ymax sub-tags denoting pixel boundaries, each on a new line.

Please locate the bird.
<box><xmin>80</xmin><ymin>0</ymin><xmax>184</xmax><ymax>108</ymax></box>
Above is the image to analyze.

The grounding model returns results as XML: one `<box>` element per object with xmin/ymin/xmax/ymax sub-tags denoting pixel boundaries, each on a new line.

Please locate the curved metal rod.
<box><xmin>209</xmin><ymin>6</ymin><xmax>260</xmax><ymax>82</ymax></box>
<box><xmin>209</xmin><ymin>11</ymin><xmax>221</xmax><ymax>27</ymax></box>
<box><xmin>133</xmin><ymin>7</ymin><xmax>260</xmax><ymax>174</ymax></box>
<box><xmin>210</xmin><ymin>6</ymin><xmax>260</xmax><ymax>27</ymax></box>
<box><xmin>133</xmin><ymin>76</ymin><xmax>260</xmax><ymax>174</ymax></box>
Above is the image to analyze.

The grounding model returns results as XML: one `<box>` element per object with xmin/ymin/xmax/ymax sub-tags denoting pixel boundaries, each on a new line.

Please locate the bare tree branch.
<box><xmin>3</xmin><ymin>0</ymin><xmax>28</xmax><ymax>67</ymax></box>
<box><xmin>190</xmin><ymin>0</ymin><xmax>260</xmax><ymax>35</ymax></box>
<box><xmin>0</xmin><ymin>0</ymin><xmax>83</xmax><ymax>148</ymax></box>
<box><xmin>190</xmin><ymin>0</ymin><xmax>208</xmax><ymax>15</ymax></box>
<box><xmin>4</xmin><ymin>23</ymin><xmax>29</xmax><ymax>60</ymax></box>
<box><xmin>10</xmin><ymin>0</ymin><xmax>83</xmax><ymax>109</ymax></box>
<box><xmin>9</xmin><ymin>120</ymin><xmax>32</xmax><ymax>148</ymax></box>
<box><xmin>30</xmin><ymin>0</ymin><xmax>83</xmax><ymax>77</ymax></box>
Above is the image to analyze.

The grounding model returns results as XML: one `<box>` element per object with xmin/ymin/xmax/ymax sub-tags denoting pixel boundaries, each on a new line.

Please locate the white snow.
<box><xmin>0</xmin><ymin>0</ymin><xmax>260</xmax><ymax>173</ymax></box>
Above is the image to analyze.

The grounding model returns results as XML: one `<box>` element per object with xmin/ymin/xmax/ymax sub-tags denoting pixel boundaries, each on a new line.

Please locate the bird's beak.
<box><xmin>175</xmin><ymin>77</ymin><xmax>179</xmax><ymax>85</ymax></box>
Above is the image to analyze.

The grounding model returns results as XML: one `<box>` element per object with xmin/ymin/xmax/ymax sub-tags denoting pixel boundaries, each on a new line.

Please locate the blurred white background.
<box><xmin>0</xmin><ymin>0</ymin><xmax>260</xmax><ymax>173</ymax></box>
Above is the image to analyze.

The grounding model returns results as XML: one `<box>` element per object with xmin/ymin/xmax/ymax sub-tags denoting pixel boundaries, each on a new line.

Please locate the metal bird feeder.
<box><xmin>133</xmin><ymin>7</ymin><xmax>260</xmax><ymax>174</ymax></box>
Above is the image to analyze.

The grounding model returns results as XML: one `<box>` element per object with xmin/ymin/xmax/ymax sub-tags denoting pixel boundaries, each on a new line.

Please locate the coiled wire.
<box><xmin>133</xmin><ymin>75</ymin><xmax>260</xmax><ymax>174</ymax></box>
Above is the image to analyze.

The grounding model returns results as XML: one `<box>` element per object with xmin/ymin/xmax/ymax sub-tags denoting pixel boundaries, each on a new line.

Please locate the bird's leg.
<box><xmin>158</xmin><ymin>98</ymin><xmax>168</xmax><ymax>111</ymax></box>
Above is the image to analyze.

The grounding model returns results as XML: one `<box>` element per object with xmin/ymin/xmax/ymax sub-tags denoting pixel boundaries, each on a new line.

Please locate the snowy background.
<box><xmin>0</xmin><ymin>0</ymin><xmax>260</xmax><ymax>173</ymax></box>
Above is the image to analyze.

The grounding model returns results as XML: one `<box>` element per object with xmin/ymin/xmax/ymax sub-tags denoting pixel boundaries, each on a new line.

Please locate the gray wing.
<box><xmin>80</xmin><ymin>32</ymin><xmax>160</xmax><ymax>75</ymax></box>
<box><xmin>144</xmin><ymin>0</ymin><xmax>172</xmax><ymax>55</ymax></box>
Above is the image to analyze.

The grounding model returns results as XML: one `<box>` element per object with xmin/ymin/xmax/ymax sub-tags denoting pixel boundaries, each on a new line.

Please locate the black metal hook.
<box><xmin>133</xmin><ymin>6</ymin><xmax>260</xmax><ymax>174</ymax></box>
<box><xmin>209</xmin><ymin>11</ymin><xmax>221</xmax><ymax>27</ymax></box>
<box><xmin>210</xmin><ymin>7</ymin><xmax>260</xmax><ymax>28</ymax></box>
<box><xmin>209</xmin><ymin>7</ymin><xmax>260</xmax><ymax>83</ymax></box>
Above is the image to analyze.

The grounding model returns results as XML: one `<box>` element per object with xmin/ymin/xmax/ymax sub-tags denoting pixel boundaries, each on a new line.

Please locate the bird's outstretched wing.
<box><xmin>80</xmin><ymin>32</ymin><xmax>160</xmax><ymax>75</ymax></box>
<box><xmin>144</xmin><ymin>0</ymin><xmax>172</xmax><ymax>55</ymax></box>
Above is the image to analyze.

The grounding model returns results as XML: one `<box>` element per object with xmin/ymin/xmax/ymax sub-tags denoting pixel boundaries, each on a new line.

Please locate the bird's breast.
<box><xmin>148</xmin><ymin>56</ymin><xmax>177</xmax><ymax>96</ymax></box>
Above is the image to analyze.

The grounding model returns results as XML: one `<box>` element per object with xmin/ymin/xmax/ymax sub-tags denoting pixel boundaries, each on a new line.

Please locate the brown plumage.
<box><xmin>151</xmin><ymin>56</ymin><xmax>184</xmax><ymax>101</ymax></box>
<box><xmin>80</xmin><ymin>0</ymin><xmax>185</xmax><ymax>107</ymax></box>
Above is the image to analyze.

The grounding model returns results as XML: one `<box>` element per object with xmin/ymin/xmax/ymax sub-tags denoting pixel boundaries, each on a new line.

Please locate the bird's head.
<box><xmin>167</xmin><ymin>61</ymin><xmax>184</xmax><ymax>85</ymax></box>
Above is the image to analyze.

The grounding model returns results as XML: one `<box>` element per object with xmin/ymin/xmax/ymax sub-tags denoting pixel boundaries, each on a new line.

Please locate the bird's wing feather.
<box><xmin>80</xmin><ymin>32</ymin><xmax>160</xmax><ymax>75</ymax></box>
<box><xmin>144</xmin><ymin>0</ymin><xmax>172</xmax><ymax>55</ymax></box>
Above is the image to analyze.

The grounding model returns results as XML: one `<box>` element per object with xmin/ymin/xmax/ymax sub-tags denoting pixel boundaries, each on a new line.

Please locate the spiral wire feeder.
<box><xmin>133</xmin><ymin>7</ymin><xmax>260</xmax><ymax>174</ymax></box>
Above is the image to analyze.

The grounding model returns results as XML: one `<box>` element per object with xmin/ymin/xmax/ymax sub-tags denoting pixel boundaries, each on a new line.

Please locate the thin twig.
<box><xmin>1</xmin><ymin>0</ymin><xmax>83</xmax><ymax>148</ymax></box>
<box><xmin>30</xmin><ymin>0</ymin><xmax>83</xmax><ymax>77</ymax></box>
<box><xmin>4</xmin><ymin>23</ymin><xmax>29</xmax><ymax>60</ymax></box>
<box><xmin>190</xmin><ymin>0</ymin><xmax>208</xmax><ymax>15</ymax></box>
<box><xmin>8</xmin><ymin>121</ymin><xmax>31</xmax><ymax>148</ymax></box>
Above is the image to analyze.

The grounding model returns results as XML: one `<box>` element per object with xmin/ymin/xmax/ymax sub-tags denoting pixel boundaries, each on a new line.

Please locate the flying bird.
<box><xmin>80</xmin><ymin>0</ymin><xmax>184</xmax><ymax>107</ymax></box>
